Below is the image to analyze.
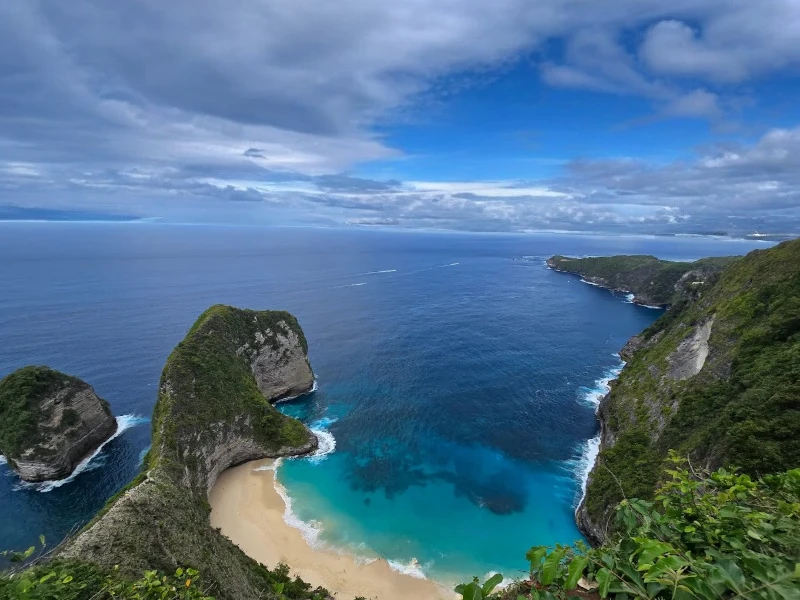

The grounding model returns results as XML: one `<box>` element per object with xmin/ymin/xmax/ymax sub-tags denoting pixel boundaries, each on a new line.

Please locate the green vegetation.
<box><xmin>583</xmin><ymin>239</ymin><xmax>800</xmax><ymax>538</ymax></box>
<box><xmin>154</xmin><ymin>304</ymin><xmax>312</xmax><ymax>482</ymax></box>
<box><xmin>17</xmin><ymin>305</ymin><xmax>322</xmax><ymax>600</ymax></box>
<box><xmin>0</xmin><ymin>367</ymin><xmax>84</xmax><ymax>458</ymax></box>
<box><xmin>458</xmin><ymin>460</ymin><xmax>800</xmax><ymax>600</ymax></box>
<box><xmin>547</xmin><ymin>255</ymin><xmax>738</xmax><ymax>306</ymax></box>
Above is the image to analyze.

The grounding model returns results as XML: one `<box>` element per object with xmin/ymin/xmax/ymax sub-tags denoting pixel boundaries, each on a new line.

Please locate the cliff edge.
<box><xmin>577</xmin><ymin>240</ymin><xmax>800</xmax><ymax>544</ymax></box>
<box><xmin>60</xmin><ymin>305</ymin><xmax>319</xmax><ymax>599</ymax></box>
<box><xmin>0</xmin><ymin>367</ymin><xmax>117</xmax><ymax>482</ymax></box>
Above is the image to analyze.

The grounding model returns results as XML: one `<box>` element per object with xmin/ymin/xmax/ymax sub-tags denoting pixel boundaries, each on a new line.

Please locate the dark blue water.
<box><xmin>0</xmin><ymin>224</ymin><xmax>768</xmax><ymax>581</ymax></box>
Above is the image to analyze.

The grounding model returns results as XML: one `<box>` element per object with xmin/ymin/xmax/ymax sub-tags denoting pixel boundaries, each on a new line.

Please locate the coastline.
<box><xmin>209</xmin><ymin>459</ymin><xmax>453</xmax><ymax>600</ymax></box>
<box><xmin>571</xmin><ymin>358</ymin><xmax>625</xmax><ymax>510</ymax></box>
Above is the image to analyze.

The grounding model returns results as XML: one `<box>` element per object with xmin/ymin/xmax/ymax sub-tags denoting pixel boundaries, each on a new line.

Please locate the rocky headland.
<box><xmin>0</xmin><ymin>366</ymin><xmax>117</xmax><ymax>482</ymax></box>
<box><xmin>572</xmin><ymin>240</ymin><xmax>800</xmax><ymax>544</ymax></box>
<box><xmin>59</xmin><ymin>305</ymin><xmax>320</xmax><ymax>599</ymax></box>
<box><xmin>546</xmin><ymin>254</ymin><xmax>737</xmax><ymax>307</ymax></box>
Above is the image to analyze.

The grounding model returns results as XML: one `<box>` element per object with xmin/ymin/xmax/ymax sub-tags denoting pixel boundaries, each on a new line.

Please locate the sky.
<box><xmin>2</xmin><ymin>1</ymin><xmax>800</xmax><ymax>235</ymax></box>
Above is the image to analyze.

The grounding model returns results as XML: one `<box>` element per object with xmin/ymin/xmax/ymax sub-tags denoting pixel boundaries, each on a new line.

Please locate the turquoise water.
<box><xmin>0</xmin><ymin>224</ymin><xmax>768</xmax><ymax>580</ymax></box>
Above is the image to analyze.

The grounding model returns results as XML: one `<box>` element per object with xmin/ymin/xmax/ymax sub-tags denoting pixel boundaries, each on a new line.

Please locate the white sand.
<box><xmin>209</xmin><ymin>459</ymin><xmax>453</xmax><ymax>600</ymax></box>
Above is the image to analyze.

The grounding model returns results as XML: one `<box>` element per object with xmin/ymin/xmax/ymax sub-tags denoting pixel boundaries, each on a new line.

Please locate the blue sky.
<box><xmin>2</xmin><ymin>1</ymin><xmax>800</xmax><ymax>234</ymax></box>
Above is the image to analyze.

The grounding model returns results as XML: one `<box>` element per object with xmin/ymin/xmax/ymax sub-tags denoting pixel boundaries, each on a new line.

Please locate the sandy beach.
<box><xmin>209</xmin><ymin>459</ymin><xmax>453</xmax><ymax>600</ymax></box>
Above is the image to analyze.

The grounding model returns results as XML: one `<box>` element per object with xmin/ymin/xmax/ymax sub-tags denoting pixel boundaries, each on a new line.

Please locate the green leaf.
<box><xmin>526</xmin><ymin>547</ymin><xmax>548</xmax><ymax>571</ymax></box>
<box><xmin>540</xmin><ymin>549</ymin><xmax>565</xmax><ymax>586</ymax></box>
<box><xmin>482</xmin><ymin>573</ymin><xmax>504</xmax><ymax>596</ymax></box>
<box><xmin>38</xmin><ymin>572</ymin><xmax>57</xmax><ymax>584</ymax></box>
<box><xmin>596</xmin><ymin>568</ymin><xmax>612</xmax><ymax>598</ymax></box>
<box><xmin>565</xmin><ymin>557</ymin><xmax>588</xmax><ymax>590</ymax></box>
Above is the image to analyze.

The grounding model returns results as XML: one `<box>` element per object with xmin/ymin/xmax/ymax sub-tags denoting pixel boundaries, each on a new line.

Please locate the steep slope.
<box><xmin>0</xmin><ymin>367</ymin><xmax>117</xmax><ymax>482</ymax></box>
<box><xmin>60</xmin><ymin>305</ymin><xmax>320</xmax><ymax>599</ymax></box>
<box><xmin>578</xmin><ymin>240</ymin><xmax>800</xmax><ymax>544</ymax></box>
<box><xmin>547</xmin><ymin>254</ymin><xmax>738</xmax><ymax>307</ymax></box>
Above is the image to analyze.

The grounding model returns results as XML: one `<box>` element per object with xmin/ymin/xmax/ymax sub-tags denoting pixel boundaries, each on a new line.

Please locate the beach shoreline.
<box><xmin>209</xmin><ymin>459</ymin><xmax>453</xmax><ymax>600</ymax></box>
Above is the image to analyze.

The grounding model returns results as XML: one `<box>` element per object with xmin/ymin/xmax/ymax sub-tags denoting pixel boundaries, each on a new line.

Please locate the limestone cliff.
<box><xmin>577</xmin><ymin>240</ymin><xmax>800</xmax><ymax>545</ymax></box>
<box><xmin>0</xmin><ymin>367</ymin><xmax>117</xmax><ymax>482</ymax></box>
<box><xmin>61</xmin><ymin>305</ymin><xmax>319</xmax><ymax>599</ymax></box>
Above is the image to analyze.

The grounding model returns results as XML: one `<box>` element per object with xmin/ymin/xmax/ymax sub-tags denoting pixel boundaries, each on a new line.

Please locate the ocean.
<box><xmin>0</xmin><ymin>224</ymin><xmax>768</xmax><ymax>583</ymax></box>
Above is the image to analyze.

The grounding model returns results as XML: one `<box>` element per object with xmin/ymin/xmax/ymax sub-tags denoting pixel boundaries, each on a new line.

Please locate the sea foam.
<box><xmin>0</xmin><ymin>455</ymin><xmax>6</xmax><ymax>466</ymax></box>
<box><xmin>275</xmin><ymin>379</ymin><xmax>318</xmax><ymax>404</ymax></box>
<box><xmin>568</xmin><ymin>358</ymin><xmax>626</xmax><ymax>507</ymax></box>
<box><xmin>254</xmin><ymin>458</ymin><xmax>326</xmax><ymax>548</ymax></box>
<box><xmin>387</xmin><ymin>557</ymin><xmax>430</xmax><ymax>579</ymax></box>
<box><xmin>14</xmin><ymin>414</ymin><xmax>149</xmax><ymax>493</ymax></box>
<box><xmin>359</xmin><ymin>269</ymin><xmax>397</xmax><ymax>275</ymax></box>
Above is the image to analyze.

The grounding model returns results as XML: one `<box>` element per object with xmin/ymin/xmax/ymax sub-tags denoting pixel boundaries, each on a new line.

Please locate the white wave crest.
<box><xmin>624</xmin><ymin>293</ymin><xmax>635</xmax><ymax>303</ymax></box>
<box><xmin>333</xmin><ymin>282</ymin><xmax>366</xmax><ymax>288</ymax></box>
<box><xmin>359</xmin><ymin>269</ymin><xmax>397</xmax><ymax>275</ymax></box>
<box><xmin>256</xmin><ymin>458</ymin><xmax>326</xmax><ymax>548</ymax></box>
<box><xmin>578</xmin><ymin>362</ymin><xmax>625</xmax><ymax>410</ymax></box>
<box><xmin>567</xmin><ymin>360</ymin><xmax>627</xmax><ymax>507</ymax></box>
<box><xmin>308</xmin><ymin>429</ymin><xmax>336</xmax><ymax>463</ymax></box>
<box><xmin>0</xmin><ymin>455</ymin><xmax>7</xmax><ymax>466</ymax></box>
<box><xmin>571</xmin><ymin>435</ymin><xmax>600</xmax><ymax>507</ymax></box>
<box><xmin>14</xmin><ymin>415</ymin><xmax>149</xmax><ymax>493</ymax></box>
<box><xmin>275</xmin><ymin>379</ymin><xmax>318</xmax><ymax>404</ymax></box>
<box><xmin>387</xmin><ymin>557</ymin><xmax>430</xmax><ymax>579</ymax></box>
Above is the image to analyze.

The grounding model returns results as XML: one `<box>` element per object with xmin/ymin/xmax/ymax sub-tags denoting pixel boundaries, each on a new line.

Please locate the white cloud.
<box><xmin>1</xmin><ymin>0</ymin><xmax>800</xmax><ymax>234</ymax></box>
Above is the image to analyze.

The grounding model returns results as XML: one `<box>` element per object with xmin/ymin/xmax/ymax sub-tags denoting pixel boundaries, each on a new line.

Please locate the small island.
<box><xmin>546</xmin><ymin>254</ymin><xmax>738</xmax><ymax>307</ymax></box>
<box><xmin>0</xmin><ymin>366</ymin><xmax>117</xmax><ymax>482</ymax></box>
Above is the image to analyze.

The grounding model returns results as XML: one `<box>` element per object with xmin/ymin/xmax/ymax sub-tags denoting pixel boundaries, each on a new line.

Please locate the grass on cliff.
<box><xmin>52</xmin><ymin>305</ymin><xmax>320</xmax><ymax>600</ymax></box>
<box><xmin>585</xmin><ymin>239</ymin><xmax>800</xmax><ymax>531</ymax></box>
<box><xmin>156</xmin><ymin>304</ymin><xmax>312</xmax><ymax>470</ymax></box>
<box><xmin>0</xmin><ymin>366</ymin><xmax>83</xmax><ymax>458</ymax></box>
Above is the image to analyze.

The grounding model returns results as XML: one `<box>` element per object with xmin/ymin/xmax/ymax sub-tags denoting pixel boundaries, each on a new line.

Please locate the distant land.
<box><xmin>0</xmin><ymin>206</ymin><xmax>142</xmax><ymax>222</ymax></box>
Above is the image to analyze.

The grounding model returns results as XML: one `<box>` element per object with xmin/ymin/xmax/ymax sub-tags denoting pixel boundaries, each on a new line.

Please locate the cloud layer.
<box><xmin>1</xmin><ymin>0</ymin><xmax>800</xmax><ymax>233</ymax></box>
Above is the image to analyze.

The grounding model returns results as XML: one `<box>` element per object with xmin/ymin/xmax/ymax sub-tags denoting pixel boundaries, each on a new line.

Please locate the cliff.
<box><xmin>577</xmin><ymin>239</ymin><xmax>800</xmax><ymax>544</ymax></box>
<box><xmin>547</xmin><ymin>254</ymin><xmax>738</xmax><ymax>307</ymax></box>
<box><xmin>59</xmin><ymin>305</ymin><xmax>320</xmax><ymax>599</ymax></box>
<box><xmin>0</xmin><ymin>366</ymin><xmax>117</xmax><ymax>482</ymax></box>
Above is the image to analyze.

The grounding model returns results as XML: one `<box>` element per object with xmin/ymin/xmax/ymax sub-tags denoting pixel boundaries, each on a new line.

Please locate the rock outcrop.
<box><xmin>61</xmin><ymin>305</ymin><xmax>319</xmax><ymax>600</ymax></box>
<box><xmin>0</xmin><ymin>367</ymin><xmax>117</xmax><ymax>482</ymax></box>
<box><xmin>576</xmin><ymin>240</ymin><xmax>800</xmax><ymax>545</ymax></box>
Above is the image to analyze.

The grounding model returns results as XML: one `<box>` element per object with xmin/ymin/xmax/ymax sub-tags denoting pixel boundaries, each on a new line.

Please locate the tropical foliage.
<box><xmin>458</xmin><ymin>459</ymin><xmax>800</xmax><ymax>600</ymax></box>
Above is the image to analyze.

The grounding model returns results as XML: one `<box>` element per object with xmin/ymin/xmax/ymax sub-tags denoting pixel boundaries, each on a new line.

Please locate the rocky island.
<box><xmin>0</xmin><ymin>366</ymin><xmax>117</xmax><ymax>482</ymax></box>
<box><xmin>546</xmin><ymin>254</ymin><xmax>738</xmax><ymax>307</ymax></box>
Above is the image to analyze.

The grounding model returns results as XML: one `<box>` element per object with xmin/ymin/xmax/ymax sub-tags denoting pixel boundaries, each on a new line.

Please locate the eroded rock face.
<box><xmin>250</xmin><ymin>324</ymin><xmax>315</xmax><ymax>401</ymax></box>
<box><xmin>667</xmin><ymin>316</ymin><xmax>714</xmax><ymax>381</ymax></box>
<box><xmin>0</xmin><ymin>367</ymin><xmax>117</xmax><ymax>482</ymax></box>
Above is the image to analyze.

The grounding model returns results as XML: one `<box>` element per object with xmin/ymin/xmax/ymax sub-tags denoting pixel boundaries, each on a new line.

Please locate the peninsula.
<box><xmin>546</xmin><ymin>254</ymin><xmax>738</xmax><ymax>307</ymax></box>
<box><xmin>61</xmin><ymin>305</ymin><xmax>322</xmax><ymax>598</ymax></box>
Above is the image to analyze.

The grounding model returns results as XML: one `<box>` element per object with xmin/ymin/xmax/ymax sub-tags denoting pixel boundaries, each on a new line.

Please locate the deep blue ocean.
<box><xmin>0</xmin><ymin>224</ymin><xmax>769</xmax><ymax>583</ymax></box>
